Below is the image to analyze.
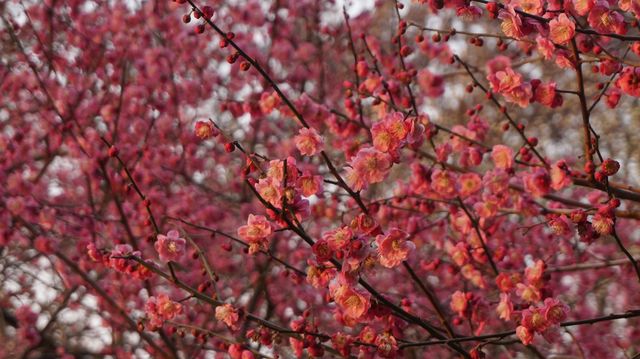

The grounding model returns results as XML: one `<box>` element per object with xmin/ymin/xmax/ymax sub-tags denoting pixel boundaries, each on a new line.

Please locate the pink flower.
<box><xmin>514</xmin><ymin>0</ymin><xmax>544</xmax><ymax>14</ymax></box>
<box><xmin>497</xmin><ymin>293</ymin><xmax>514</xmax><ymax>321</ymax></box>
<box><xmin>194</xmin><ymin>121</ymin><xmax>217</xmax><ymax>139</ymax></box>
<box><xmin>297</xmin><ymin>171</ymin><xmax>323</xmax><ymax>197</ymax></box>
<box><xmin>375</xmin><ymin>332</ymin><xmax>398</xmax><ymax>358</ymax></box>
<box><xmin>430</xmin><ymin>169</ymin><xmax>457</xmax><ymax>199</ymax></box>
<box><xmin>450</xmin><ymin>290</ymin><xmax>468</xmax><ymax>316</ymax></box>
<box><xmin>294</xmin><ymin>127</ymin><xmax>323</xmax><ymax>156</ymax></box>
<box><xmin>573</xmin><ymin>0</ymin><xmax>595</xmax><ymax>15</ymax></box>
<box><xmin>591</xmin><ymin>213</ymin><xmax>614</xmax><ymax>235</ymax></box>
<box><xmin>543</xmin><ymin>298</ymin><xmax>569</xmax><ymax>324</ymax></box>
<box><xmin>516</xmin><ymin>283</ymin><xmax>542</xmax><ymax>303</ymax></box>
<box><xmin>525</xmin><ymin>259</ymin><xmax>545</xmax><ymax>286</ymax></box>
<box><xmin>255</xmin><ymin>177</ymin><xmax>283</xmax><ymax>208</ymax></box>
<box><xmin>488</xmin><ymin>67</ymin><xmax>523</xmax><ymax>93</ymax></box>
<box><xmin>145</xmin><ymin>295</ymin><xmax>182</xmax><ymax>329</ymax></box>
<box><xmin>371</xmin><ymin>112</ymin><xmax>411</xmax><ymax>153</ymax></box>
<box><xmin>375</xmin><ymin>229</ymin><xmax>415</xmax><ymax>268</ymax></box>
<box><xmin>155</xmin><ymin>230</ymin><xmax>186</xmax><ymax>262</ymax></box>
<box><xmin>237</xmin><ymin>214</ymin><xmax>272</xmax><ymax>254</ymax></box>
<box><xmin>536</xmin><ymin>36</ymin><xmax>555</xmax><ymax>60</ymax></box>
<box><xmin>417</xmin><ymin>69</ymin><xmax>445</xmax><ymax>98</ymax></box>
<box><xmin>499</xmin><ymin>6</ymin><xmax>526</xmax><ymax>39</ymax></box>
<box><xmin>259</xmin><ymin>91</ymin><xmax>281</xmax><ymax>114</ymax></box>
<box><xmin>516</xmin><ymin>325</ymin><xmax>535</xmax><ymax>345</ymax></box>
<box><xmin>491</xmin><ymin>145</ymin><xmax>514</xmax><ymax>170</ymax></box>
<box><xmin>458</xmin><ymin>173</ymin><xmax>482</xmax><ymax>197</ymax></box>
<box><xmin>549</xmin><ymin>14</ymin><xmax>575</xmax><ymax>45</ymax></box>
<box><xmin>588</xmin><ymin>3</ymin><xmax>626</xmax><ymax>34</ymax></box>
<box><xmin>548</xmin><ymin>215</ymin><xmax>572</xmax><ymax>236</ymax></box>
<box><xmin>523</xmin><ymin>169</ymin><xmax>551</xmax><ymax>197</ymax></box>
<box><xmin>616</xmin><ymin>67</ymin><xmax>640</xmax><ymax>97</ymax></box>
<box><xmin>330</xmin><ymin>279</ymin><xmax>371</xmax><ymax>322</ymax></box>
<box><xmin>215</xmin><ymin>303</ymin><xmax>239</xmax><ymax>330</ymax></box>
<box><xmin>323</xmin><ymin>226</ymin><xmax>353</xmax><ymax>251</ymax></box>
<box><xmin>521</xmin><ymin>307</ymin><xmax>548</xmax><ymax>332</ymax></box>
<box><xmin>533</xmin><ymin>82</ymin><xmax>563</xmax><ymax>108</ymax></box>
<box><xmin>550</xmin><ymin>161</ymin><xmax>571</xmax><ymax>190</ymax></box>
<box><xmin>505</xmin><ymin>83</ymin><xmax>533</xmax><ymax>108</ymax></box>
<box><xmin>345</xmin><ymin>147</ymin><xmax>393</xmax><ymax>191</ymax></box>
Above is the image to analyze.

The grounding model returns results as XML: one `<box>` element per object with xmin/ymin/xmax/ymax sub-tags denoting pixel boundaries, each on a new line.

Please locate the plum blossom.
<box><xmin>294</xmin><ymin>127</ymin><xmax>323</xmax><ymax>156</ymax></box>
<box><xmin>371</xmin><ymin>112</ymin><xmax>411</xmax><ymax>154</ymax></box>
<box><xmin>491</xmin><ymin>145</ymin><xmax>514</xmax><ymax>170</ymax></box>
<box><xmin>237</xmin><ymin>214</ymin><xmax>273</xmax><ymax>254</ymax></box>
<box><xmin>375</xmin><ymin>229</ymin><xmax>415</xmax><ymax>268</ymax></box>
<box><xmin>345</xmin><ymin>147</ymin><xmax>393</xmax><ymax>191</ymax></box>
<box><xmin>155</xmin><ymin>230</ymin><xmax>186</xmax><ymax>262</ymax></box>
<box><xmin>330</xmin><ymin>276</ymin><xmax>371</xmax><ymax>322</ymax></box>
<box><xmin>145</xmin><ymin>295</ymin><xmax>182</xmax><ymax>329</ymax></box>
<box><xmin>215</xmin><ymin>303</ymin><xmax>240</xmax><ymax>330</ymax></box>
<box><xmin>549</xmin><ymin>14</ymin><xmax>576</xmax><ymax>45</ymax></box>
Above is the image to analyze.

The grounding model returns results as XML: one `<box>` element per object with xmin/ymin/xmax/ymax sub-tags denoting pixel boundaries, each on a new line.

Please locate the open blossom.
<box><xmin>543</xmin><ymin>298</ymin><xmax>569</xmax><ymax>324</ymax></box>
<box><xmin>588</xmin><ymin>3</ymin><xmax>626</xmax><ymax>34</ymax></box>
<box><xmin>215</xmin><ymin>303</ymin><xmax>239</xmax><ymax>330</ymax></box>
<box><xmin>155</xmin><ymin>230</ymin><xmax>186</xmax><ymax>262</ymax></box>
<box><xmin>458</xmin><ymin>173</ymin><xmax>482</xmax><ymax>197</ymax></box>
<box><xmin>375</xmin><ymin>229</ymin><xmax>415</xmax><ymax>268</ymax></box>
<box><xmin>491</xmin><ymin>145</ymin><xmax>514</xmax><ymax>170</ymax></box>
<box><xmin>259</xmin><ymin>91</ymin><xmax>281</xmax><ymax>114</ymax></box>
<box><xmin>146</xmin><ymin>295</ymin><xmax>182</xmax><ymax>329</ymax></box>
<box><xmin>324</xmin><ymin>226</ymin><xmax>353</xmax><ymax>251</ymax></box>
<box><xmin>194</xmin><ymin>121</ymin><xmax>217</xmax><ymax>139</ymax></box>
<box><xmin>488</xmin><ymin>67</ymin><xmax>523</xmax><ymax>93</ymax></box>
<box><xmin>573</xmin><ymin>0</ymin><xmax>595</xmax><ymax>15</ymax></box>
<box><xmin>524</xmin><ymin>169</ymin><xmax>551</xmax><ymax>197</ymax></box>
<box><xmin>237</xmin><ymin>214</ymin><xmax>272</xmax><ymax>254</ymax></box>
<box><xmin>591</xmin><ymin>213</ymin><xmax>614</xmax><ymax>235</ymax></box>
<box><xmin>431</xmin><ymin>169</ymin><xmax>457</xmax><ymax>199</ymax></box>
<box><xmin>496</xmin><ymin>293</ymin><xmax>514</xmax><ymax>321</ymax></box>
<box><xmin>516</xmin><ymin>283</ymin><xmax>542</xmax><ymax>303</ymax></box>
<box><xmin>533</xmin><ymin>82</ymin><xmax>563</xmax><ymax>108</ymax></box>
<box><xmin>550</xmin><ymin>161</ymin><xmax>571</xmax><ymax>190</ymax></box>
<box><xmin>616</xmin><ymin>67</ymin><xmax>640</xmax><ymax>97</ymax></box>
<box><xmin>513</xmin><ymin>0</ymin><xmax>544</xmax><ymax>14</ymax></box>
<box><xmin>255</xmin><ymin>177</ymin><xmax>283</xmax><ymax>208</ymax></box>
<box><xmin>549</xmin><ymin>14</ymin><xmax>575</xmax><ymax>45</ymax></box>
<box><xmin>330</xmin><ymin>279</ymin><xmax>371</xmax><ymax>322</ymax></box>
<box><xmin>536</xmin><ymin>36</ymin><xmax>555</xmax><ymax>60</ymax></box>
<box><xmin>345</xmin><ymin>147</ymin><xmax>393</xmax><ymax>191</ymax></box>
<box><xmin>499</xmin><ymin>6</ymin><xmax>526</xmax><ymax>39</ymax></box>
<box><xmin>450</xmin><ymin>290</ymin><xmax>468</xmax><ymax>317</ymax></box>
<box><xmin>297</xmin><ymin>171</ymin><xmax>323</xmax><ymax>197</ymax></box>
<box><xmin>294</xmin><ymin>127</ymin><xmax>323</xmax><ymax>156</ymax></box>
<box><xmin>371</xmin><ymin>112</ymin><xmax>411</xmax><ymax>153</ymax></box>
<box><xmin>516</xmin><ymin>325</ymin><xmax>535</xmax><ymax>345</ymax></box>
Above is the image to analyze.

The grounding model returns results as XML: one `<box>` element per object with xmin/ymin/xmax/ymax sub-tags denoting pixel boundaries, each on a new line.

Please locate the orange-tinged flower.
<box><xmin>237</xmin><ymin>214</ymin><xmax>272</xmax><ymax>254</ymax></box>
<box><xmin>345</xmin><ymin>147</ymin><xmax>392</xmax><ymax>191</ymax></box>
<box><xmin>516</xmin><ymin>325</ymin><xmax>534</xmax><ymax>345</ymax></box>
<box><xmin>458</xmin><ymin>173</ymin><xmax>482</xmax><ymax>197</ymax></box>
<box><xmin>324</xmin><ymin>226</ymin><xmax>353</xmax><ymax>251</ymax></box>
<box><xmin>497</xmin><ymin>293</ymin><xmax>514</xmax><ymax>321</ymax></box>
<box><xmin>491</xmin><ymin>145</ymin><xmax>514</xmax><ymax>170</ymax></box>
<box><xmin>375</xmin><ymin>229</ymin><xmax>415</xmax><ymax>268</ymax></box>
<box><xmin>450</xmin><ymin>290</ymin><xmax>468</xmax><ymax>316</ymax></box>
<box><xmin>215</xmin><ymin>303</ymin><xmax>239</xmax><ymax>330</ymax></box>
<box><xmin>549</xmin><ymin>14</ymin><xmax>575</xmax><ymax>45</ymax></box>
<box><xmin>331</xmin><ymin>282</ymin><xmax>371</xmax><ymax>322</ymax></box>
<box><xmin>431</xmin><ymin>169</ymin><xmax>457</xmax><ymax>199</ymax></box>
<box><xmin>294</xmin><ymin>127</ymin><xmax>323</xmax><ymax>156</ymax></box>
